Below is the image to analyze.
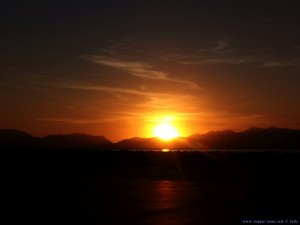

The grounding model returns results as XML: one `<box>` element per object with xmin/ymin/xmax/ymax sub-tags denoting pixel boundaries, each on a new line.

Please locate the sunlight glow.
<box><xmin>154</xmin><ymin>123</ymin><xmax>179</xmax><ymax>141</ymax></box>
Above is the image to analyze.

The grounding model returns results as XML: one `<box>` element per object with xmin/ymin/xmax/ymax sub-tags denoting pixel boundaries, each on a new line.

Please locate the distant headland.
<box><xmin>1</xmin><ymin>127</ymin><xmax>300</xmax><ymax>149</ymax></box>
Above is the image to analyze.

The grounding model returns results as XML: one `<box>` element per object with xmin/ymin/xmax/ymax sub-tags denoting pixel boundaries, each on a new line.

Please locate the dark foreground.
<box><xmin>2</xmin><ymin>150</ymin><xmax>300</xmax><ymax>225</ymax></box>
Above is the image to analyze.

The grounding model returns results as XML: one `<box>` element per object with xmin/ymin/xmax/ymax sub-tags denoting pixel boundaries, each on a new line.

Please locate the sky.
<box><xmin>1</xmin><ymin>0</ymin><xmax>300</xmax><ymax>141</ymax></box>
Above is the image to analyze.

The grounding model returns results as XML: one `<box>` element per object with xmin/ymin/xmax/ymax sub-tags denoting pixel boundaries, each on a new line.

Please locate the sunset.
<box><xmin>1</xmin><ymin>1</ymin><xmax>300</xmax><ymax>142</ymax></box>
<box><xmin>152</xmin><ymin>116</ymin><xmax>180</xmax><ymax>140</ymax></box>
<box><xmin>154</xmin><ymin>123</ymin><xmax>179</xmax><ymax>140</ymax></box>
<box><xmin>1</xmin><ymin>1</ymin><xmax>300</xmax><ymax>224</ymax></box>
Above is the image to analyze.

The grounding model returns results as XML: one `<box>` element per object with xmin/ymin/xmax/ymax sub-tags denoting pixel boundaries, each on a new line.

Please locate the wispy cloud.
<box><xmin>57</xmin><ymin>81</ymin><xmax>178</xmax><ymax>99</ymax></box>
<box><xmin>18</xmin><ymin>75</ymin><xmax>159</xmax><ymax>98</ymax></box>
<box><xmin>35</xmin><ymin>111</ymin><xmax>151</xmax><ymax>125</ymax></box>
<box><xmin>162</xmin><ymin>39</ymin><xmax>300</xmax><ymax>67</ymax></box>
<box><xmin>211</xmin><ymin>40</ymin><xmax>231</xmax><ymax>52</ymax></box>
<box><xmin>28</xmin><ymin>75</ymin><xmax>198</xmax><ymax>111</ymax></box>
<box><xmin>36</xmin><ymin>117</ymin><xmax>123</xmax><ymax>124</ymax></box>
<box><xmin>162</xmin><ymin>39</ymin><xmax>256</xmax><ymax>66</ymax></box>
<box><xmin>83</xmin><ymin>55</ymin><xmax>199</xmax><ymax>89</ymax></box>
<box><xmin>195</xmin><ymin>39</ymin><xmax>233</xmax><ymax>54</ymax></box>
<box><xmin>60</xmin><ymin>81</ymin><xmax>200</xmax><ymax>111</ymax></box>
<box><xmin>262</xmin><ymin>58</ymin><xmax>300</xmax><ymax>67</ymax></box>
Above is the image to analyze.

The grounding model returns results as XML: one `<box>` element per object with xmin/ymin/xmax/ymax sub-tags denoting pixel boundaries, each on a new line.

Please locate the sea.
<box><xmin>2</xmin><ymin>149</ymin><xmax>300</xmax><ymax>225</ymax></box>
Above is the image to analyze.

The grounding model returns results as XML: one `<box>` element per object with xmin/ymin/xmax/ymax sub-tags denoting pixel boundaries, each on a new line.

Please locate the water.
<box><xmin>88</xmin><ymin>179</ymin><xmax>250</xmax><ymax>225</ymax></box>
<box><xmin>82</xmin><ymin>150</ymin><xmax>300</xmax><ymax>224</ymax></box>
<box><xmin>3</xmin><ymin>149</ymin><xmax>300</xmax><ymax>224</ymax></box>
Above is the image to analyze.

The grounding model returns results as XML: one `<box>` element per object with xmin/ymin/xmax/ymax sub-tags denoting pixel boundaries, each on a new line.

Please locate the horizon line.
<box><xmin>1</xmin><ymin>126</ymin><xmax>300</xmax><ymax>143</ymax></box>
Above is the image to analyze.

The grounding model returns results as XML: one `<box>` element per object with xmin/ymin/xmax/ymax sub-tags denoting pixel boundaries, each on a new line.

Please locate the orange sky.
<box><xmin>1</xmin><ymin>1</ymin><xmax>300</xmax><ymax>142</ymax></box>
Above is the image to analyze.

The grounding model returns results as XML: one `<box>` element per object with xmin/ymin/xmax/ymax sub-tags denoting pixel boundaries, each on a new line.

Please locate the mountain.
<box><xmin>0</xmin><ymin>129</ymin><xmax>37</xmax><ymax>148</ymax></box>
<box><xmin>115</xmin><ymin>136</ymin><xmax>204</xmax><ymax>149</ymax></box>
<box><xmin>0</xmin><ymin>129</ymin><xmax>112</xmax><ymax>149</ymax></box>
<box><xmin>187</xmin><ymin>127</ymin><xmax>300</xmax><ymax>149</ymax></box>
<box><xmin>115</xmin><ymin>137</ymin><xmax>160</xmax><ymax>149</ymax></box>
<box><xmin>41</xmin><ymin>133</ymin><xmax>113</xmax><ymax>149</ymax></box>
<box><xmin>115</xmin><ymin>127</ymin><xmax>300</xmax><ymax>149</ymax></box>
<box><xmin>1</xmin><ymin>127</ymin><xmax>300</xmax><ymax>149</ymax></box>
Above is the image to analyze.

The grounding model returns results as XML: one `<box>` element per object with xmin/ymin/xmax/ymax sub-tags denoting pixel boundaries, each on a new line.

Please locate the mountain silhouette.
<box><xmin>115</xmin><ymin>136</ymin><xmax>204</xmax><ymax>149</ymax></box>
<box><xmin>0</xmin><ymin>129</ymin><xmax>112</xmax><ymax>149</ymax></box>
<box><xmin>0</xmin><ymin>127</ymin><xmax>300</xmax><ymax>149</ymax></box>
<box><xmin>0</xmin><ymin>129</ymin><xmax>37</xmax><ymax>148</ymax></box>
<box><xmin>191</xmin><ymin>127</ymin><xmax>300</xmax><ymax>149</ymax></box>
<box><xmin>115</xmin><ymin>127</ymin><xmax>300</xmax><ymax>149</ymax></box>
<box><xmin>41</xmin><ymin>133</ymin><xmax>113</xmax><ymax>149</ymax></box>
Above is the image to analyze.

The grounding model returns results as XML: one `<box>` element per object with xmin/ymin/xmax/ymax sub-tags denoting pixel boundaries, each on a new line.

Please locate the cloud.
<box><xmin>35</xmin><ymin>111</ymin><xmax>151</xmax><ymax>125</ymax></box>
<box><xmin>83</xmin><ymin>55</ymin><xmax>199</xmax><ymax>89</ymax></box>
<box><xmin>179</xmin><ymin>57</ymin><xmax>251</xmax><ymax>65</ymax></box>
<box><xmin>162</xmin><ymin>39</ymin><xmax>257</xmax><ymax>66</ymax></box>
<box><xmin>58</xmin><ymin>81</ymin><xmax>174</xmax><ymax>99</ymax></box>
<box><xmin>135</xmin><ymin>94</ymin><xmax>196</xmax><ymax>110</ymax></box>
<box><xmin>35</xmin><ymin>117</ymin><xmax>123</xmax><ymax>124</ymax></box>
<box><xmin>18</xmin><ymin>75</ymin><xmax>161</xmax><ymax>98</ymax></box>
<box><xmin>211</xmin><ymin>40</ymin><xmax>231</xmax><ymax>52</ymax></box>
<box><xmin>31</xmin><ymin>75</ymin><xmax>198</xmax><ymax>110</ymax></box>
<box><xmin>195</xmin><ymin>39</ymin><xmax>233</xmax><ymax>54</ymax></box>
<box><xmin>262</xmin><ymin>58</ymin><xmax>300</xmax><ymax>67</ymax></box>
<box><xmin>60</xmin><ymin>82</ymin><xmax>199</xmax><ymax>111</ymax></box>
<box><xmin>15</xmin><ymin>73</ymin><xmax>203</xmax><ymax>118</ymax></box>
<box><xmin>162</xmin><ymin>39</ymin><xmax>300</xmax><ymax>67</ymax></box>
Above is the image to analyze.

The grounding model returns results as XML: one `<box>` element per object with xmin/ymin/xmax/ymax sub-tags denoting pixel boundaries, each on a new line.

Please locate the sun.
<box><xmin>154</xmin><ymin>123</ymin><xmax>179</xmax><ymax>141</ymax></box>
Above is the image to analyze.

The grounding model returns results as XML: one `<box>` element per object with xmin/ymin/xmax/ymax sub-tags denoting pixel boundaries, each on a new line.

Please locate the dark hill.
<box><xmin>115</xmin><ymin>137</ymin><xmax>160</xmax><ymax>149</ymax></box>
<box><xmin>0</xmin><ymin>129</ymin><xmax>112</xmax><ymax>149</ymax></box>
<box><xmin>189</xmin><ymin>127</ymin><xmax>300</xmax><ymax>149</ymax></box>
<box><xmin>0</xmin><ymin>127</ymin><xmax>300</xmax><ymax>149</ymax></box>
<box><xmin>41</xmin><ymin>133</ymin><xmax>113</xmax><ymax>149</ymax></box>
<box><xmin>0</xmin><ymin>129</ymin><xmax>37</xmax><ymax>148</ymax></box>
<box><xmin>0</xmin><ymin>129</ymin><xmax>34</xmax><ymax>139</ymax></box>
<box><xmin>115</xmin><ymin>136</ymin><xmax>204</xmax><ymax>149</ymax></box>
<box><xmin>115</xmin><ymin>127</ymin><xmax>300</xmax><ymax>149</ymax></box>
